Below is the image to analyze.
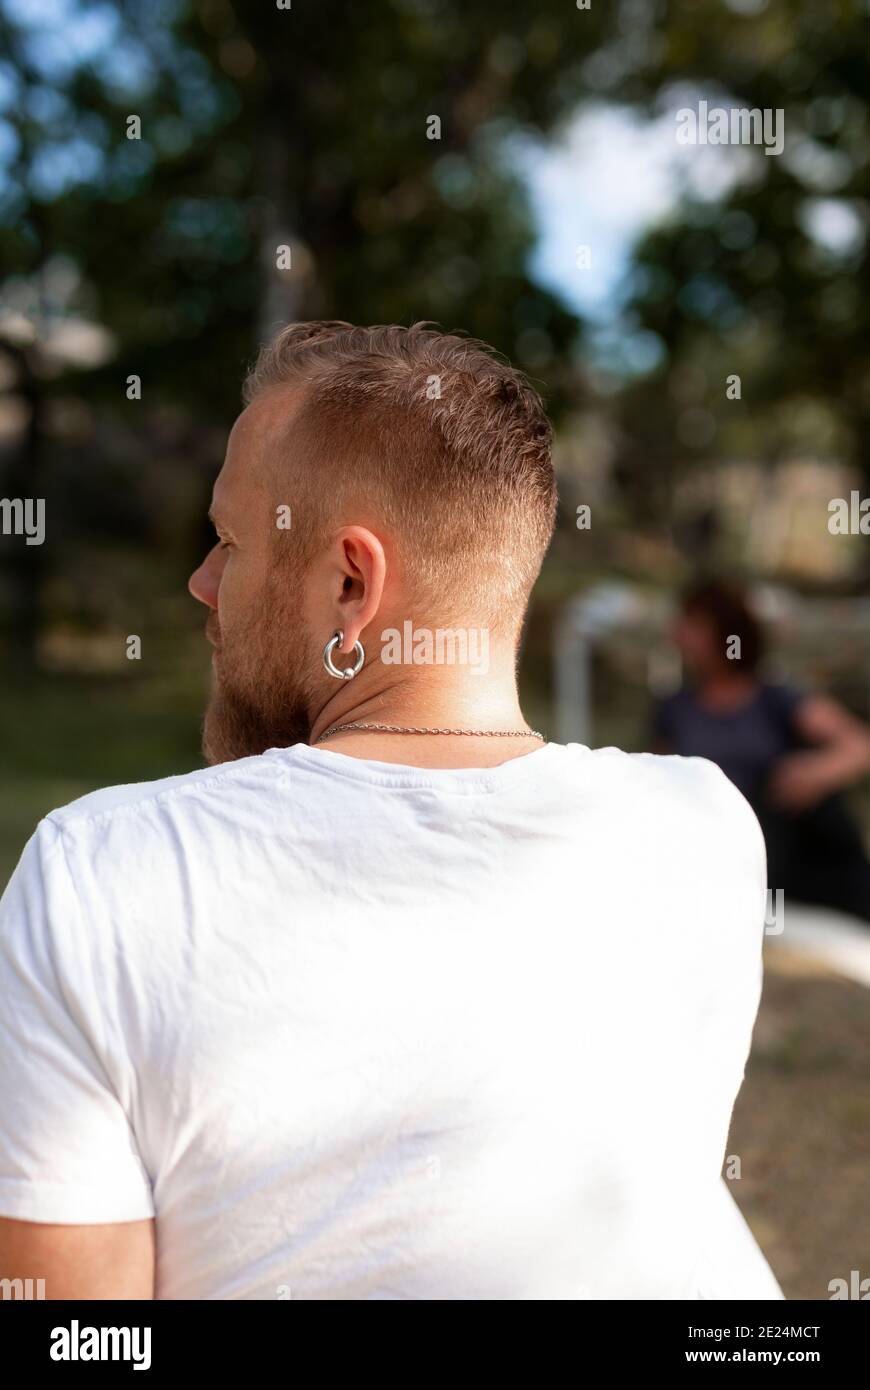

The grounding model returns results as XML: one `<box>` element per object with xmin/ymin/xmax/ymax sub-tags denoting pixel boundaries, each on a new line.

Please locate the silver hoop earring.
<box><xmin>323</xmin><ymin>629</ymin><xmax>365</xmax><ymax>680</ymax></box>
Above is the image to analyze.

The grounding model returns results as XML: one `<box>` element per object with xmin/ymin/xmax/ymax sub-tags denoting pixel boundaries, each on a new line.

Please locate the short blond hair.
<box><xmin>243</xmin><ymin>321</ymin><xmax>556</xmax><ymax>628</ymax></box>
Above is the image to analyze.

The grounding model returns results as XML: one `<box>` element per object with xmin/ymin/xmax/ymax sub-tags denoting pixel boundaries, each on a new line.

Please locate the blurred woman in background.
<box><xmin>653</xmin><ymin>579</ymin><xmax>870</xmax><ymax>924</ymax></box>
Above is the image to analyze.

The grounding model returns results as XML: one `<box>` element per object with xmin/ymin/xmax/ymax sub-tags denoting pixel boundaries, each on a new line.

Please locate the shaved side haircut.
<box><xmin>243</xmin><ymin>321</ymin><xmax>557</xmax><ymax>632</ymax></box>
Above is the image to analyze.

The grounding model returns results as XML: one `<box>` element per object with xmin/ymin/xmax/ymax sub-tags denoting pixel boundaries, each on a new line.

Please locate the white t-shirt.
<box><xmin>0</xmin><ymin>741</ymin><xmax>783</xmax><ymax>1300</ymax></box>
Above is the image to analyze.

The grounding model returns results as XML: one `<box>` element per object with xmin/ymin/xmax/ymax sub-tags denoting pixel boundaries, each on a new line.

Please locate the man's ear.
<box><xmin>332</xmin><ymin>526</ymin><xmax>387</xmax><ymax>653</ymax></box>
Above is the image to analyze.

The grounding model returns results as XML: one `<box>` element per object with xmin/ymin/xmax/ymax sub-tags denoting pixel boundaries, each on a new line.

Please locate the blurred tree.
<box><xmin>0</xmin><ymin>0</ymin><xmax>627</xmax><ymax>658</ymax></box>
<box><xmin>611</xmin><ymin>0</ymin><xmax>870</xmax><ymax>580</ymax></box>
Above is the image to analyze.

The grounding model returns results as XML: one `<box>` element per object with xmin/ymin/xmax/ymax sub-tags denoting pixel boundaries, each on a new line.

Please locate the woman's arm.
<box><xmin>766</xmin><ymin>694</ymin><xmax>870</xmax><ymax>811</ymax></box>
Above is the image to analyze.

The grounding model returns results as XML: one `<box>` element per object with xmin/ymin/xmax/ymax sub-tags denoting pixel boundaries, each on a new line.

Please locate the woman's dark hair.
<box><xmin>679</xmin><ymin>578</ymin><xmax>765</xmax><ymax>673</ymax></box>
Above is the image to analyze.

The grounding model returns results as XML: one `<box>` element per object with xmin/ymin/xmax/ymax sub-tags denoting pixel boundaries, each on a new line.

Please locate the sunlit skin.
<box><xmin>0</xmin><ymin>1217</ymin><xmax>154</xmax><ymax>1300</ymax></box>
<box><xmin>0</xmin><ymin>383</ymin><xmax>545</xmax><ymax>1298</ymax></box>
<box><xmin>669</xmin><ymin>607</ymin><xmax>870</xmax><ymax>814</ymax></box>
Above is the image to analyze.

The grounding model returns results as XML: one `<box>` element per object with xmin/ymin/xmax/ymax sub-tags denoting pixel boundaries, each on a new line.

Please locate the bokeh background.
<box><xmin>1</xmin><ymin>0</ymin><xmax>868</xmax><ymax>1298</ymax></box>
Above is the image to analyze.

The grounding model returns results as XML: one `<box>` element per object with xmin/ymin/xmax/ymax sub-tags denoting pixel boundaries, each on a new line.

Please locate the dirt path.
<box><xmin>728</xmin><ymin>948</ymin><xmax>870</xmax><ymax>1300</ymax></box>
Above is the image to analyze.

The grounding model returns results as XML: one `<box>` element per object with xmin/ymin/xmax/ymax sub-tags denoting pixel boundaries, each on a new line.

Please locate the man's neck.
<box><xmin>307</xmin><ymin>664</ymin><xmax>543</xmax><ymax>768</ymax></box>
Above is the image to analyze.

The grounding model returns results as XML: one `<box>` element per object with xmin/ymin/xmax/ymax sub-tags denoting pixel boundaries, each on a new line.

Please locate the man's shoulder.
<box><xmin>44</xmin><ymin>750</ymin><xmax>279</xmax><ymax>838</ymax></box>
<box><xmin>567</xmin><ymin>743</ymin><xmax>763</xmax><ymax>853</ymax></box>
<box><xmin>563</xmin><ymin>741</ymin><xmax>738</xmax><ymax>801</ymax></box>
<box><xmin>627</xmin><ymin>746</ymin><xmax>732</xmax><ymax>792</ymax></box>
<box><xmin>635</xmin><ymin>751</ymin><xmax>767</xmax><ymax>902</ymax></box>
<box><xmin>630</xmin><ymin>747</ymin><xmax>761</xmax><ymax>828</ymax></box>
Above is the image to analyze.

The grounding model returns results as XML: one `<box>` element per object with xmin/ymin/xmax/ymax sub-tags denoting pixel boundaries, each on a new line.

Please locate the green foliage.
<box><xmin>615</xmin><ymin>0</ymin><xmax>870</xmax><ymax>519</ymax></box>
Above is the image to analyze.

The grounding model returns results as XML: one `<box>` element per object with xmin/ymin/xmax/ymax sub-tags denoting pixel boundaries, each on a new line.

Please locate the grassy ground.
<box><xmin>0</xmin><ymin>666</ymin><xmax>206</xmax><ymax>883</ymax></box>
<box><xmin>730</xmin><ymin>948</ymin><xmax>870</xmax><ymax>1300</ymax></box>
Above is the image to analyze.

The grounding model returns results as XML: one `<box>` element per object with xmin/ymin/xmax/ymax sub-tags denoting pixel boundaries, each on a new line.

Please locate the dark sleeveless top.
<box><xmin>652</xmin><ymin>681</ymin><xmax>866</xmax><ymax>862</ymax></box>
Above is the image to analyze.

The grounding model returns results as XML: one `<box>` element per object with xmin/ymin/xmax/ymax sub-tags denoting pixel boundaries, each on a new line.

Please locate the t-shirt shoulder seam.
<box><xmin>45</xmin><ymin>758</ymin><xmax>276</xmax><ymax>833</ymax></box>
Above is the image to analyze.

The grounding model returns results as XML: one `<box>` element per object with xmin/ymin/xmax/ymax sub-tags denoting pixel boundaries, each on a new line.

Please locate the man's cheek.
<box><xmin>216</xmin><ymin>565</ymin><xmax>244</xmax><ymax>633</ymax></box>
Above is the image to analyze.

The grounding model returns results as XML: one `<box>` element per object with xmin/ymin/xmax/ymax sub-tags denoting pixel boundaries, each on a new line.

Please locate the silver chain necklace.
<box><xmin>314</xmin><ymin>721</ymin><xmax>546</xmax><ymax>744</ymax></box>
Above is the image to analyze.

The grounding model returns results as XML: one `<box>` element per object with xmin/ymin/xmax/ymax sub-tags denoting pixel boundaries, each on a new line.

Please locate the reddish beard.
<box><xmin>201</xmin><ymin>599</ymin><xmax>318</xmax><ymax>764</ymax></box>
<box><xmin>202</xmin><ymin>680</ymin><xmax>314</xmax><ymax>764</ymax></box>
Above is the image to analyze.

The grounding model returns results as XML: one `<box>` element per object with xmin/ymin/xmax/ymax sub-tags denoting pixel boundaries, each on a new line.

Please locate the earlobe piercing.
<box><xmin>322</xmin><ymin>629</ymin><xmax>366</xmax><ymax>680</ymax></box>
